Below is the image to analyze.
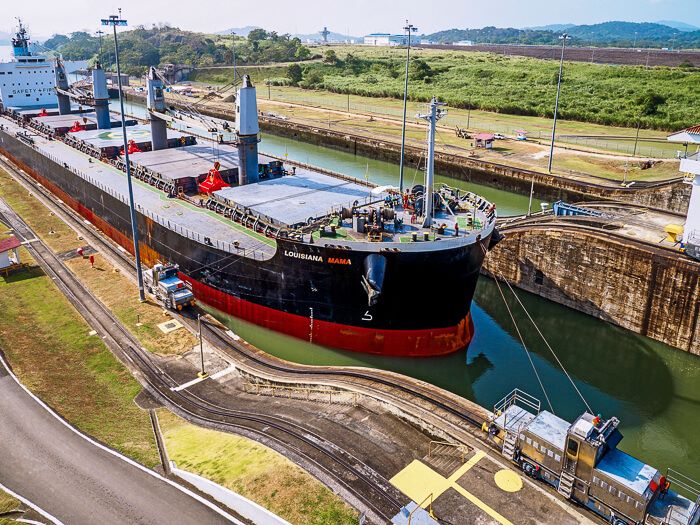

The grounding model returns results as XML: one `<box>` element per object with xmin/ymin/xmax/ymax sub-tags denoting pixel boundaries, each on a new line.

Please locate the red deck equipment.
<box><xmin>119</xmin><ymin>139</ymin><xmax>142</xmax><ymax>156</ymax></box>
<box><xmin>198</xmin><ymin>162</ymin><xmax>230</xmax><ymax>193</ymax></box>
<box><xmin>68</xmin><ymin>121</ymin><xmax>84</xmax><ymax>133</ymax></box>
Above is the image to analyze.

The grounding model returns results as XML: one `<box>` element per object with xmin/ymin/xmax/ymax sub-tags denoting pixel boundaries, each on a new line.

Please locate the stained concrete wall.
<box><xmin>482</xmin><ymin>225</ymin><xmax>700</xmax><ymax>355</ymax></box>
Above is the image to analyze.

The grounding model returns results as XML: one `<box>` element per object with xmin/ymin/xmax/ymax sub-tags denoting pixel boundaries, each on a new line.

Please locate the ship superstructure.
<box><xmin>0</xmin><ymin>20</ymin><xmax>58</xmax><ymax>109</ymax></box>
<box><xmin>0</xmin><ymin>65</ymin><xmax>499</xmax><ymax>356</ymax></box>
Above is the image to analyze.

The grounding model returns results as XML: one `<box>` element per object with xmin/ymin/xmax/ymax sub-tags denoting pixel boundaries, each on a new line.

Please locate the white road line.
<box><xmin>171</xmin><ymin>375</ymin><xmax>207</xmax><ymax>392</ymax></box>
<box><xmin>171</xmin><ymin>365</ymin><xmax>236</xmax><ymax>392</ymax></box>
<box><xmin>210</xmin><ymin>365</ymin><xmax>236</xmax><ymax>381</ymax></box>
<box><xmin>0</xmin><ymin>353</ymin><xmax>244</xmax><ymax>525</ymax></box>
<box><xmin>0</xmin><ymin>481</ymin><xmax>65</xmax><ymax>525</ymax></box>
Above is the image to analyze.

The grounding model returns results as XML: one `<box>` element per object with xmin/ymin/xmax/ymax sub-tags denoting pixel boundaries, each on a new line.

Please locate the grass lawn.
<box><xmin>0</xmin><ymin>170</ymin><xmax>197</xmax><ymax>356</ymax></box>
<box><xmin>0</xmin><ymin>490</ymin><xmax>20</xmax><ymax>518</ymax></box>
<box><xmin>0</xmin><ymin>247</ymin><xmax>159</xmax><ymax>467</ymax></box>
<box><xmin>159</xmin><ymin>410</ymin><xmax>359</xmax><ymax>525</ymax></box>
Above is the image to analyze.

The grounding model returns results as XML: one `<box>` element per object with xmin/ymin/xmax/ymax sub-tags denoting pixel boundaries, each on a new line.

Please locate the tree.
<box><xmin>302</xmin><ymin>69</ymin><xmax>324</xmax><ymax>87</ymax></box>
<box><xmin>287</xmin><ymin>63</ymin><xmax>303</xmax><ymax>84</ymax></box>
<box><xmin>636</xmin><ymin>91</ymin><xmax>666</xmax><ymax>116</ymax></box>
<box><xmin>247</xmin><ymin>28</ymin><xmax>268</xmax><ymax>43</ymax></box>
<box><xmin>409</xmin><ymin>59</ymin><xmax>433</xmax><ymax>81</ymax></box>
<box><xmin>43</xmin><ymin>34</ymin><xmax>69</xmax><ymax>50</ymax></box>
<box><xmin>323</xmin><ymin>49</ymin><xmax>338</xmax><ymax>65</ymax></box>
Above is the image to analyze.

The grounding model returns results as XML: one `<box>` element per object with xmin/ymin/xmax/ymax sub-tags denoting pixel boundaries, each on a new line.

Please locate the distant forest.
<box><xmin>41</xmin><ymin>26</ymin><xmax>312</xmax><ymax>75</ymax></box>
<box><xmin>427</xmin><ymin>21</ymin><xmax>700</xmax><ymax>48</ymax></box>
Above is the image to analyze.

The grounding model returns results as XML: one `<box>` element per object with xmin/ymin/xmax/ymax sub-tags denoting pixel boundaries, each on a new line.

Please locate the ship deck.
<box><xmin>213</xmin><ymin>169</ymin><xmax>384</xmax><ymax>228</ymax></box>
<box><xmin>2</xmin><ymin>115</ymin><xmax>496</xmax><ymax>255</ymax></box>
<box><xmin>1</xmin><ymin>117</ymin><xmax>277</xmax><ymax>259</ymax></box>
<box><xmin>129</xmin><ymin>143</ymin><xmax>240</xmax><ymax>183</ymax></box>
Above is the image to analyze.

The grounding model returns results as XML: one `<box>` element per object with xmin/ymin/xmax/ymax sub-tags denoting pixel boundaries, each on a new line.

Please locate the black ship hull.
<box><xmin>0</xmin><ymin>131</ymin><xmax>493</xmax><ymax>356</ymax></box>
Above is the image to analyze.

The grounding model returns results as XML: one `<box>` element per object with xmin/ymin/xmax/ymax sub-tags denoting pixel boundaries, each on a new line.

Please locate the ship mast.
<box><xmin>12</xmin><ymin>18</ymin><xmax>31</xmax><ymax>57</ymax></box>
<box><xmin>417</xmin><ymin>97</ymin><xmax>446</xmax><ymax>228</ymax></box>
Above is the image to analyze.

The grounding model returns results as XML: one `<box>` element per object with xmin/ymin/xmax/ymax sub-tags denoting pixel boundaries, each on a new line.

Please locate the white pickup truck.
<box><xmin>144</xmin><ymin>263</ymin><xmax>195</xmax><ymax>311</ymax></box>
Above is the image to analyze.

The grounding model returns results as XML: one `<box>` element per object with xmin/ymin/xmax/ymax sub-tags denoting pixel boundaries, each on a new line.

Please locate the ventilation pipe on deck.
<box><xmin>54</xmin><ymin>59</ymin><xmax>71</xmax><ymax>115</ymax></box>
<box><xmin>235</xmin><ymin>75</ymin><xmax>260</xmax><ymax>185</ymax></box>
<box><xmin>147</xmin><ymin>67</ymin><xmax>168</xmax><ymax>151</ymax></box>
<box><xmin>92</xmin><ymin>62</ymin><xmax>111</xmax><ymax>130</ymax></box>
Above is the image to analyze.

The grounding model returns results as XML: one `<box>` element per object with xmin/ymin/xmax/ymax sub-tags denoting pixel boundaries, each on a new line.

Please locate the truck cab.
<box><xmin>145</xmin><ymin>263</ymin><xmax>195</xmax><ymax>310</ymax></box>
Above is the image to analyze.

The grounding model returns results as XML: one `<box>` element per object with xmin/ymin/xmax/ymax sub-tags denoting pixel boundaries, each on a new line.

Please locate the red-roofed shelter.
<box><xmin>0</xmin><ymin>235</ymin><xmax>21</xmax><ymax>274</ymax></box>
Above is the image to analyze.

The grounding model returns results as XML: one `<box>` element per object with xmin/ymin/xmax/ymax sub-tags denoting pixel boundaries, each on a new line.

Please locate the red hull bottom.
<box><xmin>182</xmin><ymin>275</ymin><xmax>474</xmax><ymax>357</ymax></box>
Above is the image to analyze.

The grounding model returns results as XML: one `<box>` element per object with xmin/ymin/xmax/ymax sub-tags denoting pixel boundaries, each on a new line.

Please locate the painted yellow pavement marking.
<box><xmin>494</xmin><ymin>469</ymin><xmax>524</xmax><ymax>492</ymax></box>
<box><xmin>390</xmin><ymin>450</ymin><xmax>514</xmax><ymax>525</ymax></box>
<box><xmin>452</xmin><ymin>483</ymin><xmax>515</xmax><ymax>525</ymax></box>
<box><xmin>389</xmin><ymin>460</ymin><xmax>451</xmax><ymax>506</ymax></box>
<box><xmin>448</xmin><ymin>450</ymin><xmax>486</xmax><ymax>482</ymax></box>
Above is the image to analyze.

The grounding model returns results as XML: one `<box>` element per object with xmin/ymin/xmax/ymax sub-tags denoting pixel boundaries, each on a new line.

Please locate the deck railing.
<box><xmin>27</xmin><ymin>144</ymin><xmax>270</xmax><ymax>259</ymax></box>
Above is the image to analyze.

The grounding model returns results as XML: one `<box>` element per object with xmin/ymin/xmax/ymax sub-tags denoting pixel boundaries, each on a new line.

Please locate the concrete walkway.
<box><xmin>0</xmin><ymin>357</ymin><xmax>238</xmax><ymax>525</ymax></box>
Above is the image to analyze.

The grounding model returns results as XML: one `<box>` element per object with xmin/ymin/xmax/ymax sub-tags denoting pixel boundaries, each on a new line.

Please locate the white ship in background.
<box><xmin>0</xmin><ymin>20</ymin><xmax>86</xmax><ymax>110</ymax></box>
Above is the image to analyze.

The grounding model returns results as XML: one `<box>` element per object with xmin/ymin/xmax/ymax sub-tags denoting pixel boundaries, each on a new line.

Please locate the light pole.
<box><xmin>547</xmin><ymin>32</ymin><xmax>570</xmax><ymax>175</ymax></box>
<box><xmin>231</xmin><ymin>31</ymin><xmax>238</xmax><ymax>83</ymax></box>
<box><xmin>398</xmin><ymin>21</ymin><xmax>418</xmax><ymax>194</ymax></box>
<box><xmin>95</xmin><ymin>30</ymin><xmax>104</xmax><ymax>60</ymax></box>
<box><xmin>197</xmin><ymin>314</ymin><xmax>207</xmax><ymax>378</ymax></box>
<box><xmin>102</xmin><ymin>10</ymin><xmax>145</xmax><ymax>302</ymax></box>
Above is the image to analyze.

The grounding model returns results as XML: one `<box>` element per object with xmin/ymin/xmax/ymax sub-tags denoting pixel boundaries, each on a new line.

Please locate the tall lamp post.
<box><xmin>398</xmin><ymin>21</ymin><xmax>418</xmax><ymax>194</ymax></box>
<box><xmin>547</xmin><ymin>32</ymin><xmax>570</xmax><ymax>174</ymax></box>
<box><xmin>102</xmin><ymin>10</ymin><xmax>145</xmax><ymax>302</ymax></box>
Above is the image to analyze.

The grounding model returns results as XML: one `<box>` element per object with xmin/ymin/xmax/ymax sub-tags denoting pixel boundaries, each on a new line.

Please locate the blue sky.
<box><xmin>5</xmin><ymin>0</ymin><xmax>700</xmax><ymax>38</ymax></box>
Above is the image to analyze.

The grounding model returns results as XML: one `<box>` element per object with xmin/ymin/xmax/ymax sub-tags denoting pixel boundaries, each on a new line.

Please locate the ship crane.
<box><xmin>53</xmin><ymin>60</ymin><xmax>112</xmax><ymax>129</ymax></box>
<box><xmin>146</xmin><ymin>67</ymin><xmax>260</xmax><ymax>185</ymax></box>
<box><xmin>145</xmin><ymin>67</ymin><xmax>238</xmax><ymax>145</ymax></box>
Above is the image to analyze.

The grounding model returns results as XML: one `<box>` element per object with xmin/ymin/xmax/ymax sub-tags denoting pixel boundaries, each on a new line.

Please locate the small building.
<box><xmin>0</xmin><ymin>235</ymin><xmax>21</xmax><ymax>274</ymax></box>
<box><xmin>474</xmin><ymin>133</ymin><xmax>495</xmax><ymax>149</ymax></box>
<box><xmin>515</xmin><ymin>129</ymin><xmax>528</xmax><ymax>141</ymax></box>
<box><xmin>363</xmin><ymin>33</ymin><xmax>422</xmax><ymax>46</ymax></box>
<box><xmin>454</xmin><ymin>40</ymin><xmax>474</xmax><ymax>46</ymax></box>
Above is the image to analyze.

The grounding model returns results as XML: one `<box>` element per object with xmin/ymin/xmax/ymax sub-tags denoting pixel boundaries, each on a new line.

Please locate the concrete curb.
<box><xmin>171</xmin><ymin>463</ymin><xmax>291</xmax><ymax>525</ymax></box>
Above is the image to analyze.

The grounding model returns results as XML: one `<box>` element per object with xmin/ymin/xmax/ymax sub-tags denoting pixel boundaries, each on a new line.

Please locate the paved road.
<box><xmin>0</xmin><ymin>359</ymin><xmax>236</xmax><ymax>525</ymax></box>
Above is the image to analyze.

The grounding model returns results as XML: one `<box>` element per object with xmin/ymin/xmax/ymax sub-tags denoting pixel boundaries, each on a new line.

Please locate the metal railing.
<box><xmin>493</xmin><ymin>388</ymin><xmax>541</xmax><ymax>418</ymax></box>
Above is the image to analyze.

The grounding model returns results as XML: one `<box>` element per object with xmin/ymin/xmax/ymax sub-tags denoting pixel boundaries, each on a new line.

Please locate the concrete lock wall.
<box><xmin>482</xmin><ymin>226</ymin><xmax>700</xmax><ymax>355</ymax></box>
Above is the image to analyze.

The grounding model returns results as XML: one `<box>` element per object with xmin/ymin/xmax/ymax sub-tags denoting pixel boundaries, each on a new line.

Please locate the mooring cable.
<box><xmin>501</xmin><ymin>275</ymin><xmax>594</xmax><ymax>415</ymax></box>
<box><xmin>491</xmin><ymin>273</ymin><xmax>555</xmax><ymax>413</ymax></box>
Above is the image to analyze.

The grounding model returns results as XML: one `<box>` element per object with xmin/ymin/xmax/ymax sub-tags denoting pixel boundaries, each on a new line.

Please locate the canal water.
<box><xmin>117</xmin><ymin>98</ymin><xmax>700</xmax><ymax>480</ymax></box>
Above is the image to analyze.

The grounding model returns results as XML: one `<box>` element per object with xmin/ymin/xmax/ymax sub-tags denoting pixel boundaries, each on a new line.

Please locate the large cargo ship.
<box><xmin>0</xmin><ymin>52</ymin><xmax>499</xmax><ymax>357</ymax></box>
